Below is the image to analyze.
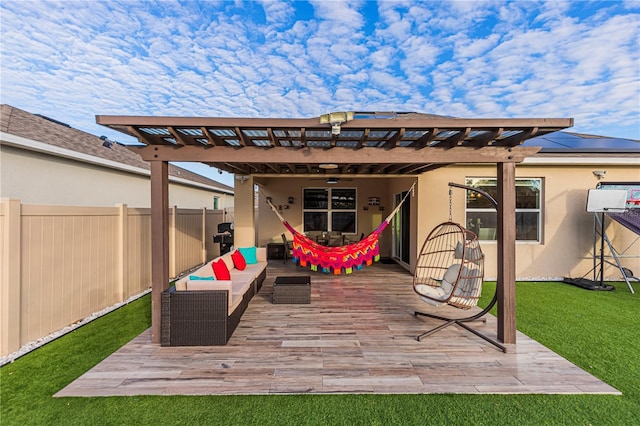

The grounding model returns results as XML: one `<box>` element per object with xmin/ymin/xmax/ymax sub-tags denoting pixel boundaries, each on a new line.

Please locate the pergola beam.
<box><xmin>130</xmin><ymin>145</ymin><xmax>540</xmax><ymax>164</ymax></box>
<box><xmin>97</xmin><ymin>115</ymin><xmax>572</xmax><ymax>132</ymax></box>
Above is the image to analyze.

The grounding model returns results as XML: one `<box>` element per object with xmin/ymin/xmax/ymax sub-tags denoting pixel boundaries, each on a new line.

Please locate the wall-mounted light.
<box><xmin>592</xmin><ymin>170</ymin><xmax>607</xmax><ymax>180</ymax></box>
<box><xmin>235</xmin><ymin>175</ymin><xmax>250</xmax><ymax>183</ymax></box>
<box><xmin>288</xmin><ymin>196</ymin><xmax>294</xmax><ymax>204</ymax></box>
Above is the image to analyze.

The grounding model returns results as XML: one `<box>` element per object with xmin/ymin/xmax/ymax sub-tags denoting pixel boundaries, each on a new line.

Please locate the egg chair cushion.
<box><xmin>415</xmin><ymin>264</ymin><xmax>461</xmax><ymax>305</ymax></box>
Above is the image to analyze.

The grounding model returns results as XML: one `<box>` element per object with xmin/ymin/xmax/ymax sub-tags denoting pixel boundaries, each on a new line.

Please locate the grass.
<box><xmin>1</xmin><ymin>281</ymin><xmax>639</xmax><ymax>425</ymax></box>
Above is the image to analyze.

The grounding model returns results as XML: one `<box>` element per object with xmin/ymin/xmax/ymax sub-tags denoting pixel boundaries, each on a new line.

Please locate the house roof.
<box><xmin>1</xmin><ymin>105</ymin><xmax>233</xmax><ymax>193</ymax></box>
<box><xmin>525</xmin><ymin>131</ymin><xmax>640</xmax><ymax>153</ymax></box>
<box><xmin>96</xmin><ymin>111</ymin><xmax>573</xmax><ymax>176</ymax></box>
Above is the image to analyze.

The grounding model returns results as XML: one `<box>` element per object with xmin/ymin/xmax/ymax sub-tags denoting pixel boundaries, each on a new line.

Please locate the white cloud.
<box><xmin>0</xmin><ymin>0</ymin><xmax>637</xmax><ymax>148</ymax></box>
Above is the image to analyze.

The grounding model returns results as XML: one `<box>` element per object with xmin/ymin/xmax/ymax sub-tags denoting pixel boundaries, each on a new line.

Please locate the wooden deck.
<box><xmin>56</xmin><ymin>261</ymin><xmax>619</xmax><ymax>396</ymax></box>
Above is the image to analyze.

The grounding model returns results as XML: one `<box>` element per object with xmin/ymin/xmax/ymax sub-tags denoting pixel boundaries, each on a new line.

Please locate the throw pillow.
<box><xmin>189</xmin><ymin>275</ymin><xmax>215</xmax><ymax>280</ymax></box>
<box><xmin>238</xmin><ymin>246</ymin><xmax>258</xmax><ymax>264</ymax></box>
<box><xmin>212</xmin><ymin>259</ymin><xmax>231</xmax><ymax>280</ymax></box>
<box><xmin>231</xmin><ymin>250</ymin><xmax>246</xmax><ymax>271</ymax></box>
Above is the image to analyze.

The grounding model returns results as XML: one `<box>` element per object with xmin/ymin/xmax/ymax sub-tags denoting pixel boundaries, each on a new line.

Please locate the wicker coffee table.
<box><xmin>273</xmin><ymin>275</ymin><xmax>311</xmax><ymax>304</ymax></box>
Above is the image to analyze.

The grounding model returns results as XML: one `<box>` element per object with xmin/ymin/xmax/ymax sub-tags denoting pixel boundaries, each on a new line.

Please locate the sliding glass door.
<box><xmin>392</xmin><ymin>191</ymin><xmax>411</xmax><ymax>264</ymax></box>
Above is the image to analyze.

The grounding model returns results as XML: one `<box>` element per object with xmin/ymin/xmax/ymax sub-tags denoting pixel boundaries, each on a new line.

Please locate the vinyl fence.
<box><xmin>0</xmin><ymin>199</ymin><xmax>227</xmax><ymax>357</ymax></box>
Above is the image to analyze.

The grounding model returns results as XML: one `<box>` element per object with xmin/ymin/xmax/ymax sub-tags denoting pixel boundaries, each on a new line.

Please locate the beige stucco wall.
<box><xmin>0</xmin><ymin>144</ymin><xmax>233</xmax><ymax>209</ymax></box>
<box><xmin>255</xmin><ymin>177</ymin><xmax>403</xmax><ymax>257</ymax></box>
<box><xmin>416</xmin><ymin>163</ymin><xmax>639</xmax><ymax>280</ymax></box>
<box><xmin>254</xmin><ymin>161</ymin><xmax>638</xmax><ymax>281</ymax></box>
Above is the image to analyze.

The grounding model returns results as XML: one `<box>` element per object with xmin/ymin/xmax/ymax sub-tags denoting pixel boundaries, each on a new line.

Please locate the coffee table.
<box><xmin>273</xmin><ymin>275</ymin><xmax>311</xmax><ymax>304</ymax></box>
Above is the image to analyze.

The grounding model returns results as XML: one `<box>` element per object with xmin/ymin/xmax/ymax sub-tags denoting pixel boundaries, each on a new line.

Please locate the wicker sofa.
<box><xmin>161</xmin><ymin>247</ymin><xmax>267</xmax><ymax>346</ymax></box>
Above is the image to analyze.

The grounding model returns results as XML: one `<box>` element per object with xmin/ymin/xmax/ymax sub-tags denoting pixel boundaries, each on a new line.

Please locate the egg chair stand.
<box><xmin>414</xmin><ymin>292</ymin><xmax>503</xmax><ymax>352</ymax></box>
<box><xmin>413</xmin><ymin>183</ymin><xmax>506</xmax><ymax>353</ymax></box>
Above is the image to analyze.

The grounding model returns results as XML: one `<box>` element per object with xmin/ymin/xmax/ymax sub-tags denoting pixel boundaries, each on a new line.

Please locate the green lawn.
<box><xmin>1</xmin><ymin>281</ymin><xmax>638</xmax><ymax>425</ymax></box>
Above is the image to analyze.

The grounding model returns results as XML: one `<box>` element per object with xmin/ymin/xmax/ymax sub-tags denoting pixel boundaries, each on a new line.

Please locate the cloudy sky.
<box><xmin>1</xmin><ymin>0</ymin><xmax>638</xmax><ymax>187</ymax></box>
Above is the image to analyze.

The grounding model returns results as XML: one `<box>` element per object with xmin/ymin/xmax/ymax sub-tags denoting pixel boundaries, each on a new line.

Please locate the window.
<box><xmin>303</xmin><ymin>188</ymin><xmax>357</xmax><ymax>234</ymax></box>
<box><xmin>465</xmin><ymin>178</ymin><xmax>542</xmax><ymax>242</ymax></box>
<box><xmin>213</xmin><ymin>196</ymin><xmax>220</xmax><ymax>210</ymax></box>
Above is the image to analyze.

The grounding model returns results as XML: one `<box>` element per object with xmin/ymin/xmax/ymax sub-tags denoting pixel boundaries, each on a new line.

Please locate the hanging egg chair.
<box><xmin>413</xmin><ymin>183</ymin><xmax>506</xmax><ymax>352</ymax></box>
<box><xmin>413</xmin><ymin>222</ymin><xmax>484</xmax><ymax>309</ymax></box>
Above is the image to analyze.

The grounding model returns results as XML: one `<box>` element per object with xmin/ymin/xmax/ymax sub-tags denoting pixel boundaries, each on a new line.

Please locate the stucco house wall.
<box><xmin>255</xmin><ymin>159</ymin><xmax>638</xmax><ymax>281</ymax></box>
<box><xmin>418</xmin><ymin>162</ymin><xmax>639</xmax><ymax>280</ymax></box>
<box><xmin>257</xmin><ymin>176</ymin><xmax>394</xmax><ymax>250</ymax></box>
<box><xmin>1</xmin><ymin>143</ymin><xmax>233</xmax><ymax>209</ymax></box>
<box><xmin>1</xmin><ymin>104</ymin><xmax>234</xmax><ymax>209</ymax></box>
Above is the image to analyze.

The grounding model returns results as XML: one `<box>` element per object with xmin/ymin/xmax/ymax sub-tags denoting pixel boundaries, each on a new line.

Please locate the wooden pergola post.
<box><xmin>150</xmin><ymin>160</ymin><xmax>169</xmax><ymax>344</ymax></box>
<box><xmin>496</xmin><ymin>162</ymin><xmax>517</xmax><ymax>344</ymax></box>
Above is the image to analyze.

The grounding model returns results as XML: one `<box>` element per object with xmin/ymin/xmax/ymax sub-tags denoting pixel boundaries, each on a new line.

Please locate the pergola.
<box><xmin>97</xmin><ymin>111</ymin><xmax>573</xmax><ymax>347</ymax></box>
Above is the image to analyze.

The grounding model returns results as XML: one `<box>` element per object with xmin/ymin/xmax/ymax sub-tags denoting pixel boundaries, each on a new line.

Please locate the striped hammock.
<box><xmin>283</xmin><ymin>221</ymin><xmax>388</xmax><ymax>274</ymax></box>
<box><xmin>267</xmin><ymin>182</ymin><xmax>415</xmax><ymax>274</ymax></box>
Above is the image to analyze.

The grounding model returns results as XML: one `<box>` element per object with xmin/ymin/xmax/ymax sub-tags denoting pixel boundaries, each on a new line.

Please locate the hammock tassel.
<box><xmin>333</xmin><ymin>268</ymin><xmax>341</xmax><ymax>275</ymax></box>
<box><xmin>310</xmin><ymin>263</ymin><xmax>317</xmax><ymax>271</ymax></box>
<box><xmin>345</xmin><ymin>267</ymin><xmax>353</xmax><ymax>274</ymax></box>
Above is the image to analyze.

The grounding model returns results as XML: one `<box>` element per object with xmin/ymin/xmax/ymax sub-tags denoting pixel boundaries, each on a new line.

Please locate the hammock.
<box><xmin>267</xmin><ymin>182</ymin><xmax>415</xmax><ymax>274</ymax></box>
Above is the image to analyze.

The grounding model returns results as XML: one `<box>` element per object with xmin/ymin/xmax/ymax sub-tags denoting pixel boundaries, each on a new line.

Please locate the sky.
<box><xmin>1</xmin><ymin>0</ymin><xmax>639</xmax><ymax>188</ymax></box>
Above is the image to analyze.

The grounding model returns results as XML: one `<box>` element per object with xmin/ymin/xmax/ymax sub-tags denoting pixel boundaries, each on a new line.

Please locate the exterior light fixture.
<box><xmin>326</xmin><ymin>177</ymin><xmax>339</xmax><ymax>184</ymax></box>
<box><xmin>592</xmin><ymin>170</ymin><xmax>607</xmax><ymax>179</ymax></box>
<box><xmin>319</xmin><ymin>163</ymin><xmax>338</xmax><ymax>169</ymax></box>
<box><xmin>288</xmin><ymin>196</ymin><xmax>294</xmax><ymax>204</ymax></box>
<box><xmin>320</xmin><ymin>111</ymin><xmax>354</xmax><ymax>135</ymax></box>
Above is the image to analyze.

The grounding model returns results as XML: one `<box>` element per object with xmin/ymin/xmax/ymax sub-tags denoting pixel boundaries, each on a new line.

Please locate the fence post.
<box><xmin>117</xmin><ymin>204</ymin><xmax>128</xmax><ymax>302</ymax></box>
<box><xmin>202</xmin><ymin>207</ymin><xmax>207</xmax><ymax>263</ymax></box>
<box><xmin>170</xmin><ymin>205</ymin><xmax>177</xmax><ymax>278</ymax></box>
<box><xmin>1</xmin><ymin>199</ymin><xmax>22</xmax><ymax>356</ymax></box>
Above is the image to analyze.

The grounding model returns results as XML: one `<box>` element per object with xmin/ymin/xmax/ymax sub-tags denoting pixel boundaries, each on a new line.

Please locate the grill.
<box><xmin>213</xmin><ymin>222</ymin><xmax>234</xmax><ymax>255</ymax></box>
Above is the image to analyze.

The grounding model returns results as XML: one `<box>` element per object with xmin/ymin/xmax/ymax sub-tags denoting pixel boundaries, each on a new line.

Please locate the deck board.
<box><xmin>56</xmin><ymin>261</ymin><xmax>620</xmax><ymax>396</ymax></box>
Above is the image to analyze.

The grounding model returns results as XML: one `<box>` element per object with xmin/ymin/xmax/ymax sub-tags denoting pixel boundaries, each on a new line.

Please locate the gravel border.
<box><xmin>0</xmin><ymin>289</ymin><xmax>151</xmax><ymax>367</ymax></box>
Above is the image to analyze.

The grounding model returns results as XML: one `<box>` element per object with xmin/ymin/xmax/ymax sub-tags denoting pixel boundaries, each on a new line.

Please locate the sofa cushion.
<box><xmin>212</xmin><ymin>259</ymin><xmax>231</xmax><ymax>280</ymax></box>
<box><xmin>185</xmin><ymin>280</ymin><xmax>231</xmax><ymax>291</ymax></box>
<box><xmin>256</xmin><ymin>247</ymin><xmax>267</xmax><ymax>262</ymax></box>
<box><xmin>221</xmin><ymin>252</ymin><xmax>235</xmax><ymax>271</ymax></box>
<box><xmin>231</xmin><ymin>279</ymin><xmax>252</xmax><ymax>296</ymax></box>
<box><xmin>238</xmin><ymin>246</ymin><xmax>258</xmax><ymax>264</ymax></box>
<box><xmin>231</xmin><ymin>250</ymin><xmax>247</xmax><ymax>271</ymax></box>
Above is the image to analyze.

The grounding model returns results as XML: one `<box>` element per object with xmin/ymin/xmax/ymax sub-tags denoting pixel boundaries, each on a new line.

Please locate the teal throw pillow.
<box><xmin>189</xmin><ymin>275</ymin><xmax>215</xmax><ymax>280</ymax></box>
<box><xmin>238</xmin><ymin>246</ymin><xmax>258</xmax><ymax>264</ymax></box>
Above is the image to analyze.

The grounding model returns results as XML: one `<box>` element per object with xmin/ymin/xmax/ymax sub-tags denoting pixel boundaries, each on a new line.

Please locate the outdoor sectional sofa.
<box><xmin>161</xmin><ymin>247</ymin><xmax>267</xmax><ymax>346</ymax></box>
